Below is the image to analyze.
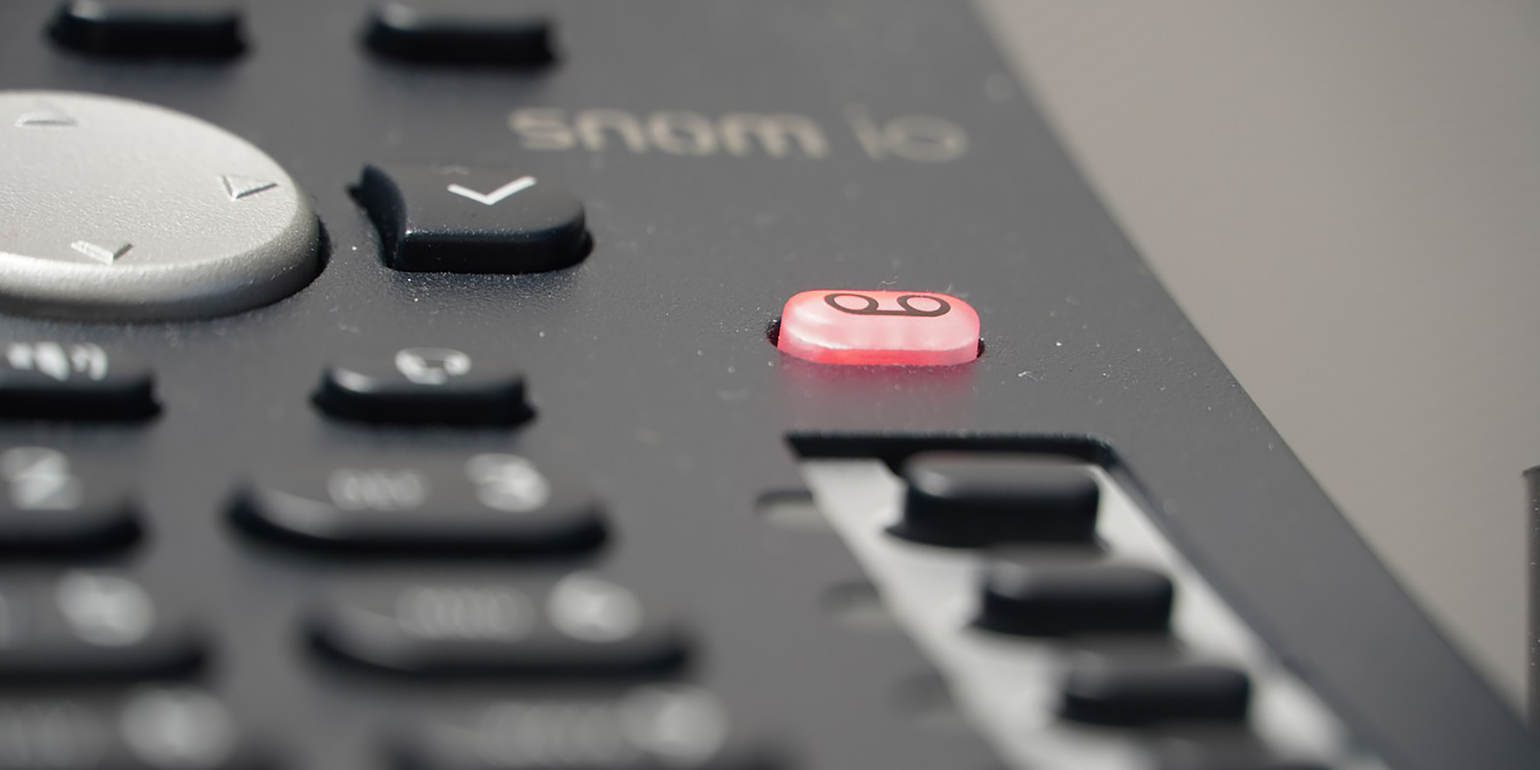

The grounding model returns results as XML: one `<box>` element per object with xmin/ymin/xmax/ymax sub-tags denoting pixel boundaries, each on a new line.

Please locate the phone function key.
<box><xmin>0</xmin><ymin>446</ymin><xmax>140</xmax><ymax>553</ymax></box>
<box><xmin>49</xmin><ymin>1</ymin><xmax>246</xmax><ymax>59</ymax></box>
<box><xmin>977</xmin><ymin>562</ymin><xmax>1174</xmax><ymax>637</ymax></box>
<box><xmin>366</xmin><ymin>2</ymin><xmax>554</xmax><ymax>66</ymax></box>
<box><xmin>312</xmin><ymin>347</ymin><xmax>532</xmax><ymax>426</ymax></box>
<box><xmin>0</xmin><ymin>342</ymin><xmax>158</xmax><ymax>421</ymax></box>
<box><xmin>309</xmin><ymin>572</ymin><xmax>685</xmax><ymax>676</ymax></box>
<box><xmin>775</xmin><ymin>289</ymin><xmax>980</xmax><ymax>366</ymax></box>
<box><xmin>0</xmin><ymin>571</ymin><xmax>204</xmax><ymax>682</ymax></box>
<box><xmin>1060</xmin><ymin>659</ymin><xmax>1252</xmax><ymax>727</ymax></box>
<box><xmin>896</xmin><ymin>452</ymin><xmax>1099</xmax><ymax>547</ymax></box>
<box><xmin>231</xmin><ymin>453</ymin><xmax>604</xmax><ymax>554</ymax></box>
<box><xmin>356</xmin><ymin>163</ymin><xmax>590</xmax><ymax>273</ymax></box>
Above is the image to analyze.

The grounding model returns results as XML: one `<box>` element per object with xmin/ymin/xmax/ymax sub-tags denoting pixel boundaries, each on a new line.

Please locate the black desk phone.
<box><xmin>0</xmin><ymin>2</ymin><xmax>1533</xmax><ymax>769</ymax></box>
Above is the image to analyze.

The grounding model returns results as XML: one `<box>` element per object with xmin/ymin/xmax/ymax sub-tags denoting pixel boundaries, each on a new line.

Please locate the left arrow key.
<box><xmin>69</xmin><ymin>239</ymin><xmax>132</xmax><ymax>263</ymax></box>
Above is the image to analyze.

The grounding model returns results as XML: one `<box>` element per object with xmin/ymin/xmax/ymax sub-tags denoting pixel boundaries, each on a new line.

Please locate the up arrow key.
<box><xmin>447</xmin><ymin>176</ymin><xmax>537</xmax><ymax>206</ymax></box>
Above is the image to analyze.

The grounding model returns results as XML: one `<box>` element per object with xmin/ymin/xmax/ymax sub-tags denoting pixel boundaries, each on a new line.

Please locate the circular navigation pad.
<box><xmin>0</xmin><ymin>91</ymin><xmax>320</xmax><ymax>320</ymax></box>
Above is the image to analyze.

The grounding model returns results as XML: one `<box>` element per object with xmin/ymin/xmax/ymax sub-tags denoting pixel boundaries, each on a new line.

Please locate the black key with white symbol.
<box><xmin>393</xmin><ymin>687</ymin><xmax>769</xmax><ymax>770</ymax></box>
<box><xmin>356</xmin><ymin>163</ymin><xmax>591</xmax><ymax>273</ymax></box>
<box><xmin>312</xmin><ymin>347</ymin><xmax>533</xmax><ymax>426</ymax></box>
<box><xmin>310</xmin><ymin>572</ymin><xmax>685</xmax><ymax>676</ymax></box>
<box><xmin>231</xmin><ymin>453</ymin><xmax>604</xmax><ymax>554</ymax></box>
<box><xmin>895</xmin><ymin>452</ymin><xmax>1099</xmax><ymax>547</ymax></box>
<box><xmin>49</xmin><ymin>1</ymin><xmax>246</xmax><ymax>59</ymax></box>
<box><xmin>0</xmin><ymin>688</ymin><xmax>270</xmax><ymax>770</ymax></box>
<box><xmin>0</xmin><ymin>446</ymin><xmax>140</xmax><ymax>553</ymax></box>
<box><xmin>976</xmin><ymin>562</ymin><xmax>1174</xmax><ymax>637</ymax></box>
<box><xmin>0</xmin><ymin>342</ymin><xmax>158</xmax><ymax>421</ymax></box>
<box><xmin>366</xmin><ymin>2</ymin><xmax>554</xmax><ymax>66</ymax></box>
<box><xmin>1060</xmin><ymin>659</ymin><xmax>1252</xmax><ymax>727</ymax></box>
<box><xmin>0</xmin><ymin>572</ymin><xmax>204</xmax><ymax>682</ymax></box>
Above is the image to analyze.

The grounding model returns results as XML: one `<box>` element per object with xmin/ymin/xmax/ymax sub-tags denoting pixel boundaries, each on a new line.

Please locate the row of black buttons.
<box><xmin>0</xmin><ymin>343</ymin><xmax>534</xmax><ymax>426</ymax></box>
<box><xmin>900</xmin><ymin>455</ymin><xmax>1188</xmax><ymax>642</ymax></box>
<box><xmin>891</xmin><ymin>453</ymin><xmax>1330</xmax><ymax>770</ymax></box>
<box><xmin>51</xmin><ymin>1</ymin><xmax>555</xmax><ymax>66</ymax></box>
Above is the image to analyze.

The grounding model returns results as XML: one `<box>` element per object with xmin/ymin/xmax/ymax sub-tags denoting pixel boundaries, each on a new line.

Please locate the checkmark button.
<box><xmin>356</xmin><ymin>164</ymin><xmax>591</xmax><ymax>274</ymax></box>
<box><xmin>446</xmin><ymin>176</ymin><xmax>538</xmax><ymax>206</ymax></box>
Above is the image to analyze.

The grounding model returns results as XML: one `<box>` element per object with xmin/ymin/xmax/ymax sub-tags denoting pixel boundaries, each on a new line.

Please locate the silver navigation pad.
<box><xmin>0</xmin><ymin>91</ymin><xmax>319</xmax><ymax>320</ymax></box>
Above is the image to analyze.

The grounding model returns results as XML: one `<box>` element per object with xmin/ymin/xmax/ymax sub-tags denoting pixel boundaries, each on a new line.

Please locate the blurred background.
<box><xmin>978</xmin><ymin>0</ymin><xmax>1540</xmax><ymax>709</ymax></box>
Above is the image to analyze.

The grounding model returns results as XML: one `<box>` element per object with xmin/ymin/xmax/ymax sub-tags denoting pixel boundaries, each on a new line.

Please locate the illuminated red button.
<box><xmin>776</xmin><ymin>289</ymin><xmax>981</xmax><ymax>366</ymax></box>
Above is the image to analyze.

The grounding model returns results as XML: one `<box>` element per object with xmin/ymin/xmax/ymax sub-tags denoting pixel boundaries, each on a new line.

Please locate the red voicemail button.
<box><xmin>776</xmin><ymin>289</ymin><xmax>981</xmax><ymax>366</ymax></box>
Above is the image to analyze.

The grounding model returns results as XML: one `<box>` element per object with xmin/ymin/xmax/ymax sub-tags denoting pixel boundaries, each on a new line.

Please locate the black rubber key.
<box><xmin>0</xmin><ymin>688</ymin><xmax>269</xmax><ymax>770</ymax></box>
<box><xmin>392</xmin><ymin>687</ymin><xmax>770</xmax><ymax>770</ymax></box>
<box><xmin>311</xmin><ymin>572</ymin><xmax>685</xmax><ymax>676</ymax></box>
<box><xmin>312</xmin><ymin>347</ymin><xmax>533</xmax><ymax>426</ymax></box>
<box><xmin>0</xmin><ymin>572</ymin><xmax>204</xmax><ymax>682</ymax></box>
<box><xmin>49</xmin><ymin>0</ymin><xmax>245</xmax><ymax>59</ymax></box>
<box><xmin>365</xmin><ymin>1</ymin><xmax>554</xmax><ymax>66</ymax></box>
<box><xmin>0</xmin><ymin>445</ymin><xmax>140</xmax><ymax>553</ymax></box>
<box><xmin>356</xmin><ymin>163</ymin><xmax>590</xmax><ymax>274</ymax></box>
<box><xmin>977</xmin><ymin>562</ymin><xmax>1173</xmax><ymax>637</ymax></box>
<box><xmin>0</xmin><ymin>342</ymin><xmax>157</xmax><ymax>421</ymax></box>
<box><xmin>1061</xmin><ymin>660</ymin><xmax>1252</xmax><ymax>726</ymax></box>
<box><xmin>896</xmin><ymin>452</ymin><xmax>1099</xmax><ymax>547</ymax></box>
<box><xmin>231</xmin><ymin>453</ymin><xmax>604</xmax><ymax>554</ymax></box>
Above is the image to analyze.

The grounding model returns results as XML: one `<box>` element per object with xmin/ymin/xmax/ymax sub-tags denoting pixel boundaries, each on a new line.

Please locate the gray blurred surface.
<box><xmin>977</xmin><ymin>0</ymin><xmax>1540</xmax><ymax>706</ymax></box>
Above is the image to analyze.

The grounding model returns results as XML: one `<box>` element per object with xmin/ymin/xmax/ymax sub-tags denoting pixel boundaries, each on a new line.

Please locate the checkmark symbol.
<box><xmin>446</xmin><ymin>176</ymin><xmax>538</xmax><ymax>206</ymax></box>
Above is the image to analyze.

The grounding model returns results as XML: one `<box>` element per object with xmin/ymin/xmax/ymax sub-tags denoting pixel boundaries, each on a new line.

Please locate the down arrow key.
<box><xmin>356</xmin><ymin>163</ymin><xmax>591</xmax><ymax>274</ymax></box>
